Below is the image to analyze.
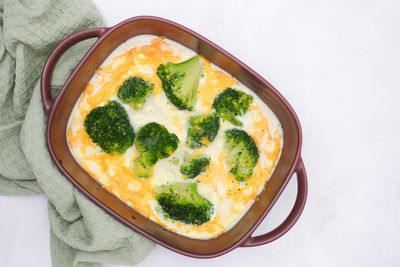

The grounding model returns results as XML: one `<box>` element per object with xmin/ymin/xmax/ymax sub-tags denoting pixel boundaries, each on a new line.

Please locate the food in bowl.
<box><xmin>67</xmin><ymin>35</ymin><xmax>283</xmax><ymax>239</ymax></box>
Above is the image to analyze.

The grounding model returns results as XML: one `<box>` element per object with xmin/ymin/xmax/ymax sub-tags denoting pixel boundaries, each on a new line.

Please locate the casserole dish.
<box><xmin>41</xmin><ymin>16</ymin><xmax>307</xmax><ymax>258</ymax></box>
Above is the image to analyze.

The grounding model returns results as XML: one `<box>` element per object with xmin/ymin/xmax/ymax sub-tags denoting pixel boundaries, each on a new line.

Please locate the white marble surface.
<box><xmin>1</xmin><ymin>0</ymin><xmax>400</xmax><ymax>266</ymax></box>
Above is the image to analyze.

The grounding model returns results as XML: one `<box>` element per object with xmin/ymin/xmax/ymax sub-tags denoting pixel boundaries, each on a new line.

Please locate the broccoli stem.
<box><xmin>133</xmin><ymin>151</ymin><xmax>157</xmax><ymax>178</ymax></box>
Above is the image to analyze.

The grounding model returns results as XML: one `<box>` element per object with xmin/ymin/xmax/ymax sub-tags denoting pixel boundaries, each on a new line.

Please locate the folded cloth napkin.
<box><xmin>0</xmin><ymin>0</ymin><xmax>155</xmax><ymax>266</ymax></box>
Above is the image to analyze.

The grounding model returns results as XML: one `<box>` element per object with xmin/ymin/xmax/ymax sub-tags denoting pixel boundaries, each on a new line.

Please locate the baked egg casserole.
<box><xmin>67</xmin><ymin>35</ymin><xmax>283</xmax><ymax>239</ymax></box>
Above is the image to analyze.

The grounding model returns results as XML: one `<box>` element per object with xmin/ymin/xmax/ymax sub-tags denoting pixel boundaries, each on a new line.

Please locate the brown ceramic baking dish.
<box><xmin>41</xmin><ymin>16</ymin><xmax>307</xmax><ymax>258</ymax></box>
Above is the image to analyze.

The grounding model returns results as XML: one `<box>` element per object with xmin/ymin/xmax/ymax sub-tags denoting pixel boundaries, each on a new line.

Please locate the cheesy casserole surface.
<box><xmin>67</xmin><ymin>35</ymin><xmax>283</xmax><ymax>239</ymax></box>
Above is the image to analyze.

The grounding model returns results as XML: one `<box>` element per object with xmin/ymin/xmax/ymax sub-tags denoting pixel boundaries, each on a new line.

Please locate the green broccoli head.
<box><xmin>186</xmin><ymin>113</ymin><xmax>220</xmax><ymax>149</ymax></box>
<box><xmin>212</xmin><ymin>88</ymin><xmax>253</xmax><ymax>126</ymax></box>
<box><xmin>155</xmin><ymin>182</ymin><xmax>213</xmax><ymax>225</ymax></box>
<box><xmin>180</xmin><ymin>154</ymin><xmax>210</xmax><ymax>179</ymax></box>
<box><xmin>133</xmin><ymin>122</ymin><xmax>179</xmax><ymax>178</ymax></box>
<box><xmin>117</xmin><ymin>76</ymin><xmax>154</xmax><ymax>110</ymax></box>
<box><xmin>157</xmin><ymin>55</ymin><xmax>203</xmax><ymax>111</ymax></box>
<box><xmin>225</xmin><ymin>129</ymin><xmax>259</xmax><ymax>182</ymax></box>
<box><xmin>84</xmin><ymin>101</ymin><xmax>135</xmax><ymax>154</ymax></box>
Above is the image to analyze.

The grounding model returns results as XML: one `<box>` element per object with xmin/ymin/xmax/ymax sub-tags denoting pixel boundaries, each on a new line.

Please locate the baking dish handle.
<box><xmin>240</xmin><ymin>158</ymin><xmax>307</xmax><ymax>247</ymax></box>
<box><xmin>41</xmin><ymin>27</ymin><xmax>108</xmax><ymax>117</ymax></box>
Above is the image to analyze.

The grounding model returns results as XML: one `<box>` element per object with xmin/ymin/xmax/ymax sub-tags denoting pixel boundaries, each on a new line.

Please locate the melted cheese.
<box><xmin>67</xmin><ymin>35</ymin><xmax>283</xmax><ymax>239</ymax></box>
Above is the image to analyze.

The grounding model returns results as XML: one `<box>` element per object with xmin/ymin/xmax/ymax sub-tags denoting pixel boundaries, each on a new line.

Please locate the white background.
<box><xmin>1</xmin><ymin>0</ymin><xmax>399</xmax><ymax>266</ymax></box>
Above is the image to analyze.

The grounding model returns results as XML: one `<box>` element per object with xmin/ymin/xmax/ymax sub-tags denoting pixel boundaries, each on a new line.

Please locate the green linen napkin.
<box><xmin>0</xmin><ymin>0</ymin><xmax>155</xmax><ymax>266</ymax></box>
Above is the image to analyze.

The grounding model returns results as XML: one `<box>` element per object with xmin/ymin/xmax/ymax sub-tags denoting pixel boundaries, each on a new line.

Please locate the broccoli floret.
<box><xmin>117</xmin><ymin>76</ymin><xmax>154</xmax><ymax>110</ymax></box>
<box><xmin>157</xmin><ymin>55</ymin><xmax>203</xmax><ymax>110</ymax></box>
<box><xmin>212</xmin><ymin>88</ymin><xmax>253</xmax><ymax>126</ymax></box>
<box><xmin>84</xmin><ymin>101</ymin><xmax>135</xmax><ymax>154</ymax></box>
<box><xmin>225</xmin><ymin>129</ymin><xmax>259</xmax><ymax>182</ymax></box>
<box><xmin>169</xmin><ymin>157</ymin><xmax>180</xmax><ymax>166</ymax></box>
<box><xmin>186</xmin><ymin>113</ymin><xmax>220</xmax><ymax>149</ymax></box>
<box><xmin>180</xmin><ymin>154</ymin><xmax>210</xmax><ymax>179</ymax></box>
<box><xmin>133</xmin><ymin>122</ymin><xmax>179</xmax><ymax>178</ymax></box>
<box><xmin>155</xmin><ymin>182</ymin><xmax>213</xmax><ymax>225</ymax></box>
